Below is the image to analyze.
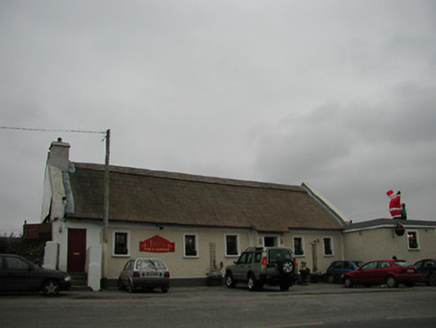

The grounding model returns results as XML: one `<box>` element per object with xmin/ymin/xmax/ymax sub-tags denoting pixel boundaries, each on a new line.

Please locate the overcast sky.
<box><xmin>1</xmin><ymin>1</ymin><xmax>436</xmax><ymax>235</ymax></box>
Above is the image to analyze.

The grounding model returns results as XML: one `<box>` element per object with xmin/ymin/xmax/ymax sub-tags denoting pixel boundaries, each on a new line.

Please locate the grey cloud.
<box><xmin>1</xmin><ymin>1</ymin><xmax>436</xmax><ymax>232</ymax></box>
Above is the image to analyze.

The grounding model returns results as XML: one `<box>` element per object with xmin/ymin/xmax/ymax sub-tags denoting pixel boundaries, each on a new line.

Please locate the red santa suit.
<box><xmin>386</xmin><ymin>190</ymin><xmax>402</xmax><ymax>219</ymax></box>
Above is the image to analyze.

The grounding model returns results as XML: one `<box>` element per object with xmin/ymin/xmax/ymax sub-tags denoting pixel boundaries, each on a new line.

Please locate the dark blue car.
<box><xmin>0</xmin><ymin>254</ymin><xmax>71</xmax><ymax>296</ymax></box>
<box><xmin>326</xmin><ymin>260</ymin><xmax>363</xmax><ymax>283</ymax></box>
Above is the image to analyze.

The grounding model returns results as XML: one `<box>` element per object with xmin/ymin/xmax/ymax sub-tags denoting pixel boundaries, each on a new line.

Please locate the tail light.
<box><xmin>262</xmin><ymin>257</ymin><xmax>267</xmax><ymax>266</ymax></box>
<box><xmin>164</xmin><ymin>271</ymin><xmax>170</xmax><ymax>278</ymax></box>
<box><xmin>133</xmin><ymin>271</ymin><xmax>140</xmax><ymax>278</ymax></box>
<box><xmin>294</xmin><ymin>258</ymin><xmax>298</xmax><ymax>268</ymax></box>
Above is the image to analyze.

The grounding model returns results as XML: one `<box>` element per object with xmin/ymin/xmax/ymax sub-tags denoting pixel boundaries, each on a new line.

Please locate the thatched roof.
<box><xmin>66</xmin><ymin>162</ymin><xmax>344</xmax><ymax>232</ymax></box>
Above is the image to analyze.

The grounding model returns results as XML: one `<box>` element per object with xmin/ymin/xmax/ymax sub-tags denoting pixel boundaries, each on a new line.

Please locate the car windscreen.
<box><xmin>395</xmin><ymin>261</ymin><xmax>412</xmax><ymax>267</ymax></box>
<box><xmin>136</xmin><ymin>259</ymin><xmax>167</xmax><ymax>270</ymax></box>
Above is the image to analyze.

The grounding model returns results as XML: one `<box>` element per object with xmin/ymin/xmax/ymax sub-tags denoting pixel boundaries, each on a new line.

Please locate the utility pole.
<box><xmin>103</xmin><ymin>129</ymin><xmax>110</xmax><ymax>243</ymax></box>
<box><xmin>102</xmin><ymin>129</ymin><xmax>110</xmax><ymax>280</ymax></box>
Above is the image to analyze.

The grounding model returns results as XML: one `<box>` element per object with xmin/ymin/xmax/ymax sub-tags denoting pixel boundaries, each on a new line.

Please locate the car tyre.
<box><xmin>344</xmin><ymin>277</ymin><xmax>353</xmax><ymax>288</ymax></box>
<box><xmin>127</xmin><ymin>280</ymin><xmax>135</xmax><ymax>293</ymax></box>
<box><xmin>278</xmin><ymin>259</ymin><xmax>294</xmax><ymax>277</ymax></box>
<box><xmin>327</xmin><ymin>274</ymin><xmax>335</xmax><ymax>284</ymax></box>
<box><xmin>386</xmin><ymin>275</ymin><xmax>398</xmax><ymax>288</ymax></box>
<box><xmin>247</xmin><ymin>274</ymin><xmax>259</xmax><ymax>291</ymax></box>
<box><xmin>117</xmin><ymin>278</ymin><xmax>125</xmax><ymax>290</ymax></box>
<box><xmin>225</xmin><ymin>272</ymin><xmax>236</xmax><ymax>288</ymax></box>
<box><xmin>42</xmin><ymin>279</ymin><xmax>61</xmax><ymax>297</ymax></box>
<box><xmin>161</xmin><ymin>285</ymin><xmax>169</xmax><ymax>293</ymax></box>
<box><xmin>429</xmin><ymin>273</ymin><xmax>436</xmax><ymax>286</ymax></box>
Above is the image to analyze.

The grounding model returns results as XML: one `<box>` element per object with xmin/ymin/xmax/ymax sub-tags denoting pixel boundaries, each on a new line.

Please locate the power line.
<box><xmin>0</xmin><ymin>126</ymin><xmax>106</xmax><ymax>134</ymax></box>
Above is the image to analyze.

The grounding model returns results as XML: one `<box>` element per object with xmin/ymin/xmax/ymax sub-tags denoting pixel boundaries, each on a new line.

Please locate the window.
<box><xmin>6</xmin><ymin>256</ymin><xmax>30</xmax><ymax>270</ymax></box>
<box><xmin>323</xmin><ymin>237</ymin><xmax>334</xmax><ymax>256</ymax></box>
<box><xmin>184</xmin><ymin>234</ymin><xmax>198</xmax><ymax>257</ymax></box>
<box><xmin>254</xmin><ymin>251</ymin><xmax>262</xmax><ymax>263</ymax></box>
<box><xmin>361</xmin><ymin>261</ymin><xmax>378</xmax><ymax>270</ymax></box>
<box><xmin>113</xmin><ymin>231</ymin><xmax>129</xmax><ymax>256</ymax></box>
<box><xmin>264</xmin><ymin>236</ymin><xmax>279</xmax><ymax>247</ymax></box>
<box><xmin>332</xmin><ymin>261</ymin><xmax>343</xmax><ymax>269</ymax></box>
<box><xmin>343</xmin><ymin>262</ymin><xmax>353</xmax><ymax>270</ymax></box>
<box><xmin>407</xmin><ymin>231</ymin><xmax>419</xmax><ymax>250</ymax></box>
<box><xmin>225</xmin><ymin>234</ymin><xmax>239</xmax><ymax>256</ymax></box>
<box><xmin>379</xmin><ymin>261</ymin><xmax>391</xmax><ymax>269</ymax></box>
<box><xmin>293</xmin><ymin>237</ymin><xmax>304</xmax><ymax>256</ymax></box>
<box><xmin>268</xmin><ymin>249</ymin><xmax>292</xmax><ymax>264</ymax></box>
<box><xmin>237</xmin><ymin>252</ymin><xmax>253</xmax><ymax>264</ymax></box>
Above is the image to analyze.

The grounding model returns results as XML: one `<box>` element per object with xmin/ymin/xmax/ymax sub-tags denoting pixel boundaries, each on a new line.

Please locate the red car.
<box><xmin>342</xmin><ymin>260</ymin><xmax>418</xmax><ymax>288</ymax></box>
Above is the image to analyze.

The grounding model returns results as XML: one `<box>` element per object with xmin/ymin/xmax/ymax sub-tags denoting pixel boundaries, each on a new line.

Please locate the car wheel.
<box><xmin>386</xmin><ymin>275</ymin><xmax>398</xmax><ymax>288</ymax></box>
<box><xmin>42</xmin><ymin>279</ymin><xmax>61</xmax><ymax>297</ymax></box>
<box><xmin>225</xmin><ymin>272</ymin><xmax>236</xmax><ymax>288</ymax></box>
<box><xmin>278</xmin><ymin>259</ymin><xmax>294</xmax><ymax>277</ymax></box>
<box><xmin>429</xmin><ymin>273</ymin><xmax>436</xmax><ymax>286</ymax></box>
<box><xmin>344</xmin><ymin>277</ymin><xmax>353</xmax><ymax>288</ymax></box>
<box><xmin>327</xmin><ymin>274</ymin><xmax>335</xmax><ymax>284</ymax></box>
<box><xmin>161</xmin><ymin>285</ymin><xmax>169</xmax><ymax>293</ymax></box>
<box><xmin>126</xmin><ymin>280</ymin><xmax>135</xmax><ymax>293</ymax></box>
<box><xmin>117</xmin><ymin>278</ymin><xmax>125</xmax><ymax>290</ymax></box>
<box><xmin>247</xmin><ymin>274</ymin><xmax>259</xmax><ymax>291</ymax></box>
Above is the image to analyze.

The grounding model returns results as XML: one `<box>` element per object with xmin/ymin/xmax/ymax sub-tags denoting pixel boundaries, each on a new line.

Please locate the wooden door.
<box><xmin>67</xmin><ymin>228</ymin><xmax>86</xmax><ymax>272</ymax></box>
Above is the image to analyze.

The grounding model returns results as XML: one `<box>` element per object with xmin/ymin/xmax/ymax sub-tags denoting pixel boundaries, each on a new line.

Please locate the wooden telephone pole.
<box><xmin>103</xmin><ymin>129</ymin><xmax>110</xmax><ymax>243</ymax></box>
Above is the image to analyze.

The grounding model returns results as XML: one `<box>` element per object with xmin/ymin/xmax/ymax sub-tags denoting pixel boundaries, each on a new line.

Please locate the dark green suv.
<box><xmin>224</xmin><ymin>247</ymin><xmax>298</xmax><ymax>291</ymax></box>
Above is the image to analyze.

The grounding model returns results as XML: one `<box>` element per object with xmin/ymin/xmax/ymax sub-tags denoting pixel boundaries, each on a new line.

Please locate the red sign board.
<box><xmin>139</xmin><ymin>235</ymin><xmax>175</xmax><ymax>253</ymax></box>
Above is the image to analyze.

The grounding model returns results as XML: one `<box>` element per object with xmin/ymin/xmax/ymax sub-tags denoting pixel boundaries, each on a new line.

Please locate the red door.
<box><xmin>67</xmin><ymin>229</ymin><xmax>87</xmax><ymax>272</ymax></box>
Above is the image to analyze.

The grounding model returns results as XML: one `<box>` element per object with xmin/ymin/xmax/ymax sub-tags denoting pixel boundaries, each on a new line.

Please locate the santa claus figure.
<box><xmin>386</xmin><ymin>190</ymin><xmax>402</xmax><ymax>219</ymax></box>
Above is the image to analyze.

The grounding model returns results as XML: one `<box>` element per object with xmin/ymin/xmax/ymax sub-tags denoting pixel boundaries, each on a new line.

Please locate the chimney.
<box><xmin>48</xmin><ymin>137</ymin><xmax>70</xmax><ymax>170</ymax></box>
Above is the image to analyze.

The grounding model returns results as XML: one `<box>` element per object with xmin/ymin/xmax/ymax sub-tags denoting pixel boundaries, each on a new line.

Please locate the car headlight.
<box><xmin>65</xmin><ymin>275</ymin><xmax>71</xmax><ymax>282</ymax></box>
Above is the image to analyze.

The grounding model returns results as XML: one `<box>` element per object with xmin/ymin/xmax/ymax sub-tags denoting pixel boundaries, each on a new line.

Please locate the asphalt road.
<box><xmin>1</xmin><ymin>283</ymin><xmax>435</xmax><ymax>328</ymax></box>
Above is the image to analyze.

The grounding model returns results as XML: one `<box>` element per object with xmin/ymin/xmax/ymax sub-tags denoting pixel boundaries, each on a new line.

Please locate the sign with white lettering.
<box><xmin>139</xmin><ymin>235</ymin><xmax>175</xmax><ymax>252</ymax></box>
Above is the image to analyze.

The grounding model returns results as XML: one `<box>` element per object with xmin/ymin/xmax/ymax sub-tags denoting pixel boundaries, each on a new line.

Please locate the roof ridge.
<box><xmin>72</xmin><ymin>162</ymin><xmax>304</xmax><ymax>192</ymax></box>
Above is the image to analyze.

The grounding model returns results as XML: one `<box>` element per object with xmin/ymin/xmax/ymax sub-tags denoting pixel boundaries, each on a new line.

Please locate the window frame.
<box><xmin>293</xmin><ymin>236</ymin><xmax>305</xmax><ymax>257</ymax></box>
<box><xmin>407</xmin><ymin>230</ymin><xmax>420</xmax><ymax>250</ymax></box>
<box><xmin>225</xmin><ymin>234</ymin><xmax>240</xmax><ymax>257</ymax></box>
<box><xmin>183</xmin><ymin>233</ymin><xmax>199</xmax><ymax>258</ymax></box>
<box><xmin>323</xmin><ymin>236</ymin><xmax>334</xmax><ymax>256</ymax></box>
<box><xmin>113</xmin><ymin>231</ymin><xmax>130</xmax><ymax>257</ymax></box>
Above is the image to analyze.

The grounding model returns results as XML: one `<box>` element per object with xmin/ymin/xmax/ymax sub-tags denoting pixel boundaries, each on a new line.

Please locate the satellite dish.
<box><xmin>394</xmin><ymin>223</ymin><xmax>405</xmax><ymax>236</ymax></box>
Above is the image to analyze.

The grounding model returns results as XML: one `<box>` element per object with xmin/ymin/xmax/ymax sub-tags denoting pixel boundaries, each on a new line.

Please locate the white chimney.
<box><xmin>48</xmin><ymin>137</ymin><xmax>70</xmax><ymax>170</ymax></box>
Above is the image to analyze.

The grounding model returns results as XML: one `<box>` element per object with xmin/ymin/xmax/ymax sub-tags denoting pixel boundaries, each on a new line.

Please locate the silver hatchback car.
<box><xmin>118</xmin><ymin>258</ymin><xmax>170</xmax><ymax>293</ymax></box>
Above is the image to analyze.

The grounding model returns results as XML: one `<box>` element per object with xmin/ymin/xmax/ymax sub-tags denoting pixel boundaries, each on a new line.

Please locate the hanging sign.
<box><xmin>139</xmin><ymin>235</ymin><xmax>175</xmax><ymax>253</ymax></box>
